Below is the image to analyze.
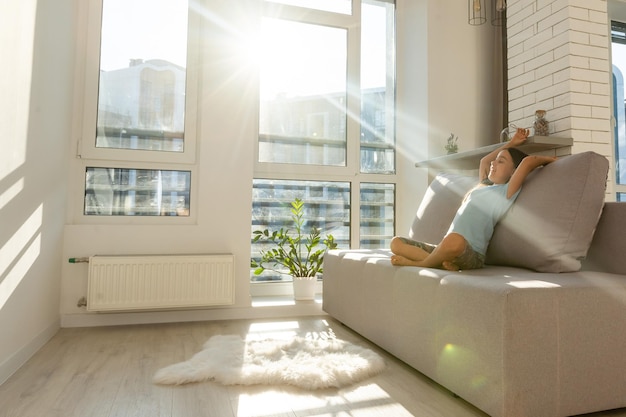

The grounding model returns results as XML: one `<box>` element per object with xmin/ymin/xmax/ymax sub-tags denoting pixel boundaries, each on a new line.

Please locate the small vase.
<box><xmin>292</xmin><ymin>276</ymin><xmax>317</xmax><ymax>300</ymax></box>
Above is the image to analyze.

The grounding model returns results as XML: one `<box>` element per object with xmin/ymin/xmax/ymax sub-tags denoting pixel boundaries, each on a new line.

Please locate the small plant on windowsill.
<box><xmin>250</xmin><ymin>198</ymin><xmax>337</xmax><ymax>300</ymax></box>
<box><xmin>445</xmin><ymin>133</ymin><xmax>459</xmax><ymax>154</ymax></box>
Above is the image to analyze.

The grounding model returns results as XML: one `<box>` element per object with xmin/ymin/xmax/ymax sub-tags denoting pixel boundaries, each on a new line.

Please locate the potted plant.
<box><xmin>250</xmin><ymin>198</ymin><xmax>337</xmax><ymax>300</ymax></box>
<box><xmin>445</xmin><ymin>133</ymin><xmax>459</xmax><ymax>154</ymax></box>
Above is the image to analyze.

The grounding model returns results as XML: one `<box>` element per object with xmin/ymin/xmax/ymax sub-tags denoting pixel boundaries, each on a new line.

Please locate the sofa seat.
<box><xmin>323</xmin><ymin>249</ymin><xmax>626</xmax><ymax>417</ymax></box>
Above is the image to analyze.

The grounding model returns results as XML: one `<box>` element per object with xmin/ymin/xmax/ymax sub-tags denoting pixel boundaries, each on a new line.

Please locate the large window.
<box><xmin>252</xmin><ymin>0</ymin><xmax>396</xmax><ymax>282</ymax></box>
<box><xmin>80</xmin><ymin>0</ymin><xmax>196</xmax><ymax>218</ymax></box>
<box><xmin>96</xmin><ymin>0</ymin><xmax>188</xmax><ymax>153</ymax></box>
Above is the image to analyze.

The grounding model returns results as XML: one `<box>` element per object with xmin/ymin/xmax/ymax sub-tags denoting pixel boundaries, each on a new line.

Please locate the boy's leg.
<box><xmin>390</xmin><ymin>236</ymin><xmax>433</xmax><ymax>263</ymax></box>
<box><xmin>393</xmin><ymin>233</ymin><xmax>467</xmax><ymax>268</ymax></box>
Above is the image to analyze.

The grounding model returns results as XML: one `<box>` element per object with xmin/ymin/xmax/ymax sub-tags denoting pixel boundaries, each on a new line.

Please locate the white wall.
<box><xmin>0</xmin><ymin>0</ymin><xmax>74</xmax><ymax>383</ymax></box>
<box><xmin>426</xmin><ymin>1</ymin><xmax>505</xmax><ymax>154</ymax></box>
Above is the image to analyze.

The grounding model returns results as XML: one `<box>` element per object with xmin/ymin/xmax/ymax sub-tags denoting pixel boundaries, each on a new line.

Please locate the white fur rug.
<box><xmin>153</xmin><ymin>334</ymin><xmax>385</xmax><ymax>390</ymax></box>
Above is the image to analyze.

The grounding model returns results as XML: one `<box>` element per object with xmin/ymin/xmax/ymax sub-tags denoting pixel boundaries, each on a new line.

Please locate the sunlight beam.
<box><xmin>0</xmin><ymin>233</ymin><xmax>41</xmax><ymax>310</ymax></box>
<box><xmin>1</xmin><ymin>1</ymin><xmax>34</xmax><ymax>182</ymax></box>
<box><xmin>0</xmin><ymin>204</ymin><xmax>42</xmax><ymax>278</ymax></box>
<box><xmin>0</xmin><ymin>204</ymin><xmax>43</xmax><ymax>309</ymax></box>
<box><xmin>0</xmin><ymin>178</ymin><xmax>25</xmax><ymax>211</ymax></box>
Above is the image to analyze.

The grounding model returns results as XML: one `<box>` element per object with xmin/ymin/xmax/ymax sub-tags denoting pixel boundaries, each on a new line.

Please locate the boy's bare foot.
<box><xmin>442</xmin><ymin>261</ymin><xmax>460</xmax><ymax>271</ymax></box>
<box><xmin>390</xmin><ymin>255</ymin><xmax>420</xmax><ymax>266</ymax></box>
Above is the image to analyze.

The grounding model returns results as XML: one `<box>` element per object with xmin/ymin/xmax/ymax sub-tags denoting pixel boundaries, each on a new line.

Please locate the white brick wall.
<box><xmin>507</xmin><ymin>0</ymin><xmax>613</xmax><ymax>195</ymax></box>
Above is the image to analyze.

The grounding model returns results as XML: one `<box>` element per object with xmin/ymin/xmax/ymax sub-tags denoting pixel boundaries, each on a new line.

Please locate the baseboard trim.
<box><xmin>0</xmin><ymin>319</ymin><xmax>60</xmax><ymax>385</ymax></box>
<box><xmin>61</xmin><ymin>301</ymin><xmax>326</xmax><ymax>328</ymax></box>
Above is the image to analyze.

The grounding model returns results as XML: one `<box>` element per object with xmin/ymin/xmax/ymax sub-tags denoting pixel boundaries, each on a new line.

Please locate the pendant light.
<box><xmin>468</xmin><ymin>0</ymin><xmax>487</xmax><ymax>26</ymax></box>
<box><xmin>492</xmin><ymin>0</ymin><xmax>506</xmax><ymax>26</ymax></box>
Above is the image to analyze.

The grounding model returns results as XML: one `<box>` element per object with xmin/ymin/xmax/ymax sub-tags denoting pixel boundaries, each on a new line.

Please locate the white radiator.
<box><xmin>87</xmin><ymin>254</ymin><xmax>235</xmax><ymax>312</ymax></box>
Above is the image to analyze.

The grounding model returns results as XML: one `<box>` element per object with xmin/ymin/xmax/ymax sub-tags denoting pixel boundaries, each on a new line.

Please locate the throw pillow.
<box><xmin>485</xmin><ymin>151</ymin><xmax>609</xmax><ymax>272</ymax></box>
<box><xmin>409</xmin><ymin>172</ymin><xmax>477</xmax><ymax>244</ymax></box>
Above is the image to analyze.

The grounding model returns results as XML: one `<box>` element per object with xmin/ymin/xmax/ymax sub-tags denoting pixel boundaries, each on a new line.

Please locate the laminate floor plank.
<box><xmin>1</xmin><ymin>316</ymin><xmax>626</xmax><ymax>417</ymax></box>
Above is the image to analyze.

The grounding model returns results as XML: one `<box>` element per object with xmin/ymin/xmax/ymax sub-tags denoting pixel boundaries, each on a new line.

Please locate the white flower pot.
<box><xmin>292</xmin><ymin>276</ymin><xmax>317</xmax><ymax>300</ymax></box>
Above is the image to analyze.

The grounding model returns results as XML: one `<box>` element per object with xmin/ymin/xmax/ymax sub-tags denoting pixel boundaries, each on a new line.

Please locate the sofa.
<box><xmin>322</xmin><ymin>151</ymin><xmax>626</xmax><ymax>417</ymax></box>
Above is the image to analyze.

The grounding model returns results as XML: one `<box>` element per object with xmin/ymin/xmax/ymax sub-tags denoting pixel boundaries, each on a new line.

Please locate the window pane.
<box><xmin>96</xmin><ymin>0</ymin><xmax>188</xmax><ymax>152</ymax></box>
<box><xmin>251</xmin><ymin>179</ymin><xmax>349</xmax><ymax>281</ymax></box>
<box><xmin>84</xmin><ymin>167</ymin><xmax>190</xmax><ymax>216</ymax></box>
<box><xmin>612</xmin><ymin>23</ymin><xmax>626</xmax><ymax>185</ymax></box>
<box><xmin>361</xmin><ymin>0</ymin><xmax>396</xmax><ymax>173</ymax></box>
<box><xmin>265</xmin><ymin>0</ymin><xmax>351</xmax><ymax>15</ymax></box>
<box><xmin>258</xmin><ymin>18</ymin><xmax>347</xmax><ymax>166</ymax></box>
<box><xmin>360</xmin><ymin>183</ymin><xmax>395</xmax><ymax>248</ymax></box>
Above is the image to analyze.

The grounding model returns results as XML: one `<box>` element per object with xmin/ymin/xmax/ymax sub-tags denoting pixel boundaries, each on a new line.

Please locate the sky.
<box><xmin>100</xmin><ymin>0</ymin><xmax>188</xmax><ymax>71</ymax></box>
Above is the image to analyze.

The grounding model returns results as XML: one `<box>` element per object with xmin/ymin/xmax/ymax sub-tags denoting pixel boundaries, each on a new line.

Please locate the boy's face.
<box><xmin>488</xmin><ymin>150</ymin><xmax>516</xmax><ymax>184</ymax></box>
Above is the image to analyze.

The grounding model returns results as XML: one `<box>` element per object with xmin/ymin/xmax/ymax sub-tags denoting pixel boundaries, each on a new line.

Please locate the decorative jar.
<box><xmin>533</xmin><ymin>110</ymin><xmax>549</xmax><ymax>136</ymax></box>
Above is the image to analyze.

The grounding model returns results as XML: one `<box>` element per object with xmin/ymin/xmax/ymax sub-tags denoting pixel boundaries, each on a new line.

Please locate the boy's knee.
<box><xmin>442</xmin><ymin>234</ymin><xmax>466</xmax><ymax>257</ymax></box>
<box><xmin>390</xmin><ymin>236</ymin><xmax>404</xmax><ymax>253</ymax></box>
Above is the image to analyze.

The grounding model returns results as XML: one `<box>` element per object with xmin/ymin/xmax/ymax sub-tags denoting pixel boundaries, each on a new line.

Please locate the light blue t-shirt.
<box><xmin>446</xmin><ymin>183</ymin><xmax>520</xmax><ymax>256</ymax></box>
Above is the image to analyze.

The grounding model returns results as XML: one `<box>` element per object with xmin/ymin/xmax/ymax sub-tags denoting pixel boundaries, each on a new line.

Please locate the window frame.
<box><xmin>77</xmin><ymin>0</ymin><xmax>200</xmax><ymax>165</ymax></box>
<box><xmin>72</xmin><ymin>0</ymin><xmax>200</xmax><ymax>224</ymax></box>
<box><xmin>253</xmin><ymin>0</ymin><xmax>397</xmax><ymax>250</ymax></box>
<box><xmin>254</xmin><ymin>3</ymin><xmax>361</xmax><ymax>179</ymax></box>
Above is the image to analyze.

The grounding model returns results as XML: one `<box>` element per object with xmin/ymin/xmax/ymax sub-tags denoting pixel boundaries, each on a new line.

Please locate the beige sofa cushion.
<box><xmin>409</xmin><ymin>152</ymin><xmax>608</xmax><ymax>273</ymax></box>
<box><xmin>486</xmin><ymin>151</ymin><xmax>608</xmax><ymax>272</ymax></box>
<box><xmin>408</xmin><ymin>172</ymin><xmax>476</xmax><ymax>244</ymax></box>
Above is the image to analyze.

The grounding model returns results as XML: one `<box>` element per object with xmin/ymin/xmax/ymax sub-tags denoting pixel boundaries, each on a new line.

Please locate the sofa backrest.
<box><xmin>409</xmin><ymin>151</ymin><xmax>610</xmax><ymax>273</ymax></box>
<box><xmin>485</xmin><ymin>151</ymin><xmax>608</xmax><ymax>272</ymax></box>
<box><xmin>582</xmin><ymin>202</ymin><xmax>626</xmax><ymax>274</ymax></box>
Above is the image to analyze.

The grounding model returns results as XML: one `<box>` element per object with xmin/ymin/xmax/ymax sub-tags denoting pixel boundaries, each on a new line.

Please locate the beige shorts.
<box><xmin>397</xmin><ymin>236</ymin><xmax>485</xmax><ymax>270</ymax></box>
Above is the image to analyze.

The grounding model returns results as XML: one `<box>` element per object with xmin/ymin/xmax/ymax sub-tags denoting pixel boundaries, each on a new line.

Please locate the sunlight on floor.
<box><xmin>235</xmin><ymin>383</ymin><xmax>415</xmax><ymax>417</ymax></box>
<box><xmin>246</xmin><ymin>319</ymin><xmax>301</xmax><ymax>340</ymax></box>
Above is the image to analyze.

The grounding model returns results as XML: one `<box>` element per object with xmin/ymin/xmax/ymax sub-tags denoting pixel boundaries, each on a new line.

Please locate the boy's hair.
<box><xmin>508</xmin><ymin>147</ymin><xmax>528</xmax><ymax>168</ymax></box>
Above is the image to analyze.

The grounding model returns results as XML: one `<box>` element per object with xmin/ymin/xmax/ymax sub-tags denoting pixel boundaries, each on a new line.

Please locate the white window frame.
<box><xmin>77</xmin><ymin>0</ymin><xmax>199</xmax><ymax>165</ymax></box>
<box><xmin>253</xmin><ymin>0</ymin><xmax>397</xmax><ymax>250</ymax></box>
<box><xmin>71</xmin><ymin>0</ymin><xmax>200</xmax><ymax>224</ymax></box>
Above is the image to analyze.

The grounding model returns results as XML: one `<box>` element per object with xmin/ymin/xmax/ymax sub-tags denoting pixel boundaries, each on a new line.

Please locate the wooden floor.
<box><xmin>1</xmin><ymin>316</ymin><xmax>625</xmax><ymax>417</ymax></box>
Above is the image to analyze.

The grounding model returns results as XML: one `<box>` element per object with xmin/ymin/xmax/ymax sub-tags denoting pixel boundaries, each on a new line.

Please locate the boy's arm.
<box><xmin>479</xmin><ymin>128</ymin><xmax>529</xmax><ymax>182</ymax></box>
<box><xmin>507</xmin><ymin>155</ymin><xmax>557</xmax><ymax>198</ymax></box>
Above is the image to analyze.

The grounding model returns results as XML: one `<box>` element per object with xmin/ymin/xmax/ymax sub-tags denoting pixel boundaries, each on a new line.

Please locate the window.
<box><xmin>612</xmin><ymin>20</ymin><xmax>626</xmax><ymax>199</ymax></box>
<box><xmin>79</xmin><ymin>0</ymin><xmax>197</xmax><ymax>217</ymax></box>
<box><xmin>251</xmin><ymin>179</ymin><xmax>350</xmax><ymax>281</ymax></box>
<box><xmin>258</xmin><ymin>18</ymin><xmax>348</xmax><ymax>166</ymax></box>
<box><xmin>252</xmin><ymin>0</ymin><xmax>396</xmax><ymax>283</ymax></box>
<box><xmin>359</xmin><ymin>183</ymin><xmax>395</xmax><ymax>248</ymax></box>
<box><xmin>84</xmin><ymin>167</ymin><xmax>191</xmax><ymax>216</ymax></box>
